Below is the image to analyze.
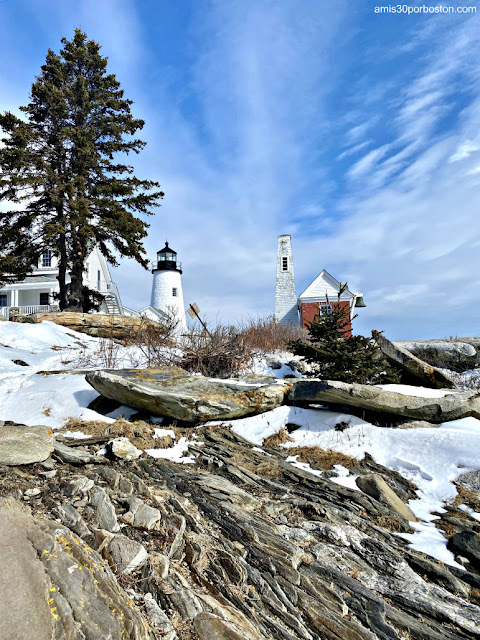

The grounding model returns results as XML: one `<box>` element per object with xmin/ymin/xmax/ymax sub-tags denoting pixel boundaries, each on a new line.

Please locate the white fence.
<box><xmin>0</xmin><ymin>305</ymin><xmax>56</xmax><ymax>318</ymax></box>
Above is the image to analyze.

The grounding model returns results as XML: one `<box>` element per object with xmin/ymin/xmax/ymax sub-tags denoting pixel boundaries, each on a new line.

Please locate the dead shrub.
<box><xmin>238</xmin><ymin>315</ymin><xmax>307</xmax><ymax>353</ymax></box>
<box><xmin>263</xmin><ymin>428</ymin><xmax>294</xmax><ymax>449</ymax></box>
<box><xmin>334</xmin><ymin>420</ymin><xmax>350</xmax><ymax>432</ymax></box>
<box><xmin>126</xmin><ymin>311</ymin><xmax>179</xmax><ymax>368</ymax></box>
<box><xmin>288</xmin><ymin>446</ymin><xmax>357</xmax><ymax>469</ymax></box>
<box><xmin>178</xmin><ymin>325</ymin><xmax>255</xmax><ymax>378</ymax></box>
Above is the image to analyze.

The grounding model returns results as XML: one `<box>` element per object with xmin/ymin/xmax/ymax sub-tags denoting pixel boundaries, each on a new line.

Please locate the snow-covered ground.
<box><xmin>1</xmin><ymin>321</ymin><xmax>480</xmax><ymax>567</ymax></box>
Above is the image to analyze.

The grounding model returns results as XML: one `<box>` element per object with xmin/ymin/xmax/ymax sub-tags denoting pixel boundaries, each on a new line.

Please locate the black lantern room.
<box><xmin>154</xmin><ymin>242</ymin><xmax>182</xmax><ymax>273</ymax></box>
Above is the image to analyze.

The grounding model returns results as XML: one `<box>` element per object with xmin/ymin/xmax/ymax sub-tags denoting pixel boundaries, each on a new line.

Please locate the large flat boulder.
<box><xmin>86</xmin><ymin>367</ymin><xmax>289</xmax><ymax>422</ymax></box>
<box><xmin>18</xmin><ymin>311</ymin><xmax>163</xmax><ymax>341</ymax></box>
<box><xmin>288</xmin><ymin>378</ymin><xmax>480</xmax><ymax>422</ymax></box>
<box><xmin>0</xmin><ymin>424</ymin><xmax>54</xmax><ymax>465</ymax></box>
<box><xmin>372</xmin><ymin>331</ymin><xmax>455</xmax><ymax>389</ymax></box>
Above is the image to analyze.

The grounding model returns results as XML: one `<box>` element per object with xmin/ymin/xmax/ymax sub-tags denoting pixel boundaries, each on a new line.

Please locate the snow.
<box><xmin>153</xmin><ymin>428</ymin><xmax>175</xmax><ymax>439</ymax></box>
<box><xmin>285</xmin><ymin>455</ymin><xmax>323</xmax><ymax>478</ymax></box>
<box><xmin>251</xmin><ymin>446</ymin><xmax>271</xmax><ymax>456</ymax></box>
<box><xmin>458</xmin><ymin>504</ymin><xmax>480</xmax><ymax>522</ymax></box>
<box><xmin>377</xmin><ymin>384</ymin><xmax>457</xmax><ymax>398</ymax></box>
<box><xmin>106</xmin><ymin>405</ymin><xmax>139</xmax><ymax>420</ymax></box>
<box><xmin>329</xmin><ymin>464</ymin><xmax>362</xmax><ymax>491</ymax></box>
<box><xmin>61</xmin><ymin>430</ymin><xmax>91</xmax><ymax>439</ymax></box>
<box><xmin>145</xmin><ymin>437</ymin><xmax>195</xmax><ymax>464</ymax></box>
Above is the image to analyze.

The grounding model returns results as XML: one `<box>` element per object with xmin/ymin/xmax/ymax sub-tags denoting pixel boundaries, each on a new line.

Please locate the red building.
<box><xmin>297</xmin><ymin>270</ymin><xmax>366</xmax><ymax>337</ymax></box>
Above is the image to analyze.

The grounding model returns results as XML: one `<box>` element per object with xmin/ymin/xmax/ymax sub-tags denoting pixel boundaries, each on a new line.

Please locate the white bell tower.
<box><xmin>150</xmin><ymin>242</ymin><xmax>187</xmax><ymax>333</ymax></box>
<box><xmin>275</xmin><ymin>234</ymin><xmax>299</xmax><ymax>326</ymax></box>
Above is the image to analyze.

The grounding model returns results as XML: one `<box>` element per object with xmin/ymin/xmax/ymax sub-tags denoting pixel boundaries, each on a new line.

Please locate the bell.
<box><xmin>355</xmin><ymin>295</ymin><xmax>366</xmax><ymax>308</ymax></box>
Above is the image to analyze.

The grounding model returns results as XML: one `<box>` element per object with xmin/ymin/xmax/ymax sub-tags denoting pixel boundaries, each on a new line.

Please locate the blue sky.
<box><xmin>1</xmin><ymin>0</ymin><xmax>479</xmax><ymax>339</ymax></box>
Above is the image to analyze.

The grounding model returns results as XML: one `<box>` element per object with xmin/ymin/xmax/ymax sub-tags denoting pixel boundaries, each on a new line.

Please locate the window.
<box><xmin>40</xmin><ymin>293</ymin><xmax>49</xmax><ymax>306</ymax></box>
<box><xmin>282</xmin><ymin>256</ymin><xmax>288</xmax><ymax>271</ymax></box>
<box><xmin>172</xmin><ymin>287</ymin><xmax>178</xmax><ymax>297</ymax></box>
<box><xmin>41</xmin><ymin>250</ymin><xmax>52</xmax><ymax>267</ymax></box>
<box><xmin>319</xmin><ymin>304</ymin><xmax>332</xmax><ymax>316</ymax></box>
<box><xmin>0</xmin><ymin>294</ymin><xmax>7</xmax><ymax>307</ymax></box>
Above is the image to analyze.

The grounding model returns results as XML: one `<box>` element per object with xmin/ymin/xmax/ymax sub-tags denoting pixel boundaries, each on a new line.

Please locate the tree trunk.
<box><xmin>66</xmin><ymin>238</ymin><xmax>84</xmax><ymax>312</ymax></box>
<box><xmin>57</xmin><ymin>232</ymin><xmax>67</xmax><ymax>311</ymax></box>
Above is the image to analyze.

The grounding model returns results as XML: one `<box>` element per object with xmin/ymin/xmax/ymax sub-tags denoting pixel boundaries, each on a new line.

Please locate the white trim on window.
<box><xmin>41</xmin><ymin>249</ymin><xmax>52</xmax><ymax>267</ymax></box>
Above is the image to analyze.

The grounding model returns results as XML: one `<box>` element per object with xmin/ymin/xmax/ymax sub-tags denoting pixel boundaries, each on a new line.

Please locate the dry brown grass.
<box><xmin>255</xmin><ymin>461</ymin><xmax>285</xmax><ymax>481</ymax></box>
<box><xmin>238</xmin><ymin>315</ymin><xmax>308</xmax><ymax>353</ymax></box>
<box><xmin>263</xmin><ymin>428</ymin><xmax>294</xmax><ymax>449</ymax></box>
<box><xmin>60</xmin><ymin>417</ymin><xmax>174</xmax><ymax>451</ymax></box>
<box><xmin>374</xmin><ymin>515</ymin><xmax>403</xmax><ymax>532</ymax></box>
<box><xmin>453</xmin><ymin>485</ymin><xmax>480</xmax><ymax>512</ymax></box>
<box><xmin>288</xmin><ymin>445</ymin><xmax>358</xmax><ymax>469</ymax></box>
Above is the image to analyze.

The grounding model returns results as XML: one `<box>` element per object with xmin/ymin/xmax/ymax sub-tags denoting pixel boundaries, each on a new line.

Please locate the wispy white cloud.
<box><xmin>1</xmin><ymin>1</ymin><xmax>480</xmax><ymax>339</ymax></box>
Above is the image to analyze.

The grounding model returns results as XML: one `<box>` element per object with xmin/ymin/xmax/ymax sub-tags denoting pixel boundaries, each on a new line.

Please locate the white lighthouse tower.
<box><xmin>150</xmin><ymin>242</ymin><xmax>187</xmax><ymax>333</ymax></box>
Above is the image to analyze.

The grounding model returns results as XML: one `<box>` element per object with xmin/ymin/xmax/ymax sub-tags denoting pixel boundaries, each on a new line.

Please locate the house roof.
<box><xmin>298</xmin><ymin>269</ymin><xmax>360</xmax><ymax>301</ymax></box>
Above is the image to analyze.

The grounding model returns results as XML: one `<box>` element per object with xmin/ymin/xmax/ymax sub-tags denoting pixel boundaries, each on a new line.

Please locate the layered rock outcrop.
<box><xmin>1</xmin><ymin>425</ymin><xmax>479</xmax><ymax>640</ymax></box>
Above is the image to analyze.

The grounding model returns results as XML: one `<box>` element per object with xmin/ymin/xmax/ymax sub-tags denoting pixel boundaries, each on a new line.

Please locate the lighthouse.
<box><xmin>150</xmin><ymin>242</ymin><xmax>187</xmax><ymax>333</ymax></box>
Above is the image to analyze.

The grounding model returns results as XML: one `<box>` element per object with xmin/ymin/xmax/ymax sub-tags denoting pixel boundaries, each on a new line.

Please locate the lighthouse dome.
<box><xmin>154</xmin><ymin>242</ymin><xmax>182</xmax><ymax>273</ymax></box>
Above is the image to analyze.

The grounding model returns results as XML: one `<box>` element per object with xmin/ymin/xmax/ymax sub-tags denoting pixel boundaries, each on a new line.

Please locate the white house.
<box><xmin>0</xmin><ymin>245</ymin><xmax>123</xmax><ymax>318</ymax></box>
<box><xmin>1</xmin><ymin>241</ymin><xmax>188</xmax><ymax>330</ymax></box>
<box><xmin>274</xmin><ymin>234</ymin><xmax>366</xmax><ymax>336</ymax></box>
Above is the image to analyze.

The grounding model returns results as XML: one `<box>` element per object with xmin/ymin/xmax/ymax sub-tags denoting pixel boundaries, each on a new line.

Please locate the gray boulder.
<box><xmin>109</xmin><ymin>534</ymin><xmax>149</xmax><ymax>574</ymax></box>
<box><xmin>54</xmin><ymin>440</ymin><xmax>98</xmax><ymax>465</ymax></box>
<box><xmin>356</xmin><ymin>473</ymin><xmax>416</xmax><ymax>521</ymax></box>
<box><xmin>107</xmin><ymin>436</ymin><xmax>142</xmax><ymax>460</ymax></box>
<box><xmin>395</xmin><ymin>339</ymin><xmax>478</xmax><ymax>370</ymax></box>
<box><xmin>0</xmin><ymin>497</ymin><xmax>150</xmax><ymax>640</ymax></box>
<box><xmin>288</xmin><ymin>379</ymin><xmax>480</xmax><ymax>423</ymax></box>
<box><xmin>373</xmin><ymin>331</ymin><xmax>455</xmax><ymax>389</ymax></box>
<box><xmin>86</xmin><ymin>367</ymin><xmax>289</xmax><ymax>422</ymax></box>
<box><xmin>447</xmin><ymin>531</ymin><xmax>480</xmax><ymax>570</ymax></box>
<box><xmin>91</xmin><ymin>486</ymin><xmax>120</xmax><ymax>533</ymax></box>
<box><xmin>0</xmin><ymin>424</ymin><xmax>54</xmax><ymax>465</ymax></box>
<box><xmin>120</xmin><ymin>496</ymin><xmax>161</xmax><ymax>530</ymax></box>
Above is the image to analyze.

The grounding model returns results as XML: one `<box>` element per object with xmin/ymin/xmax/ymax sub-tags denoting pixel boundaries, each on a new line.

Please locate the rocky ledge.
<box><xmin>1</xmin><ymin>424</ymin><xmax>480</xmax><ymax>640</ymax></box>
<box><xmin>87</xmin><ymin>367</ymin><xmax>480</xmax><ymax>424</ymax></box>
<box><xmin>18</xmin><ymin>311</ymin><xmax>164</xmax><ymax>341</ymax></box>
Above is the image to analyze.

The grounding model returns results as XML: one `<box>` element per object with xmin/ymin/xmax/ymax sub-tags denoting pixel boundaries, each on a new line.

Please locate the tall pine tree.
<box><xmin>0</xmin><ymin>29</ymin><xmax>164</xmax><ymax>311</ymax></box>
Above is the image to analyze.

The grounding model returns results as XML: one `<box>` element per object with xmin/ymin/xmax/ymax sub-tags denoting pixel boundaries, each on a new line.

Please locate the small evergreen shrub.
<box><xmin>288</xmin><ymin>304</ymin><xmax>400</xmax><ymax>385</ymax></box>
